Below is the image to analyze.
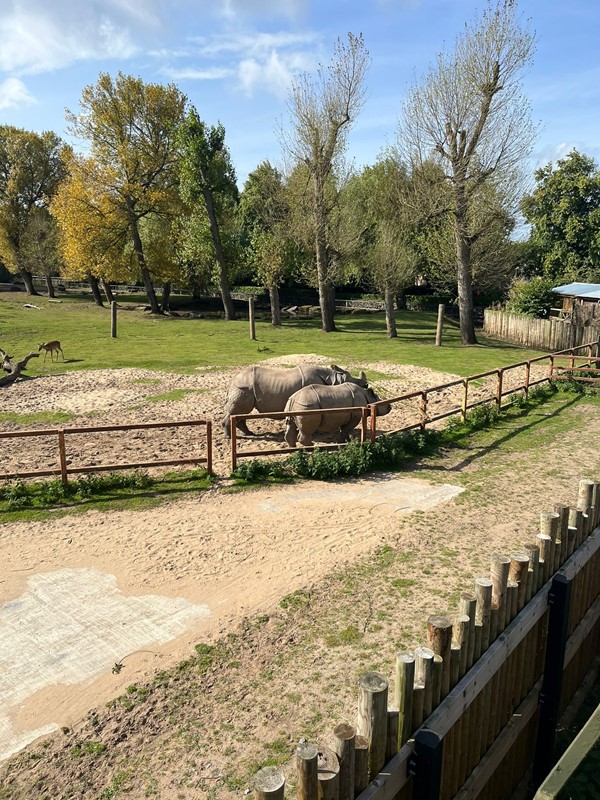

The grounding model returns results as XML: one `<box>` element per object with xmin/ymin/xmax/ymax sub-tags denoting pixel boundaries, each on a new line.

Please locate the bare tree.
<box><xmin>398</xmin><ymin>0</ymin><xmax>536</xmax><ymax>344</ymax></box>
<box><xmin>280</xmin><ymin>33</ymin><xmax>369</xmax><ymax>332</ymax></box>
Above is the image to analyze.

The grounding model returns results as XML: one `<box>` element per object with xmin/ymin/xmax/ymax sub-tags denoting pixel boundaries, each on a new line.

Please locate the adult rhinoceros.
<box><xmin>222</xmin><ymin>364</ymin><xmax>368</xmax><ymax>437</ymax></box>
<box><xmin>284</xmin><ymin>383</ymin><xmax>392</xmax><ymax>447</ymax></box>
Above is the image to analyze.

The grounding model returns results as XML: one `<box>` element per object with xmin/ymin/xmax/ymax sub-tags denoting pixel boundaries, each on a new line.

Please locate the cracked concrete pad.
<box><xmin>257</xmin><ymin>475</ymin><xmax>464</xmax><ymax>514</ymax></box>
<box><xmin>0</xmin><ymin>568</ymin><xmax>210</xmax><ymax>761</ymax></box>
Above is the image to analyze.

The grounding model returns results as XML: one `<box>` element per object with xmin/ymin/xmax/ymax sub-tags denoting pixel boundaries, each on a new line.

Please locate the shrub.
<box><xmin>505</xmin><ymin>277</ymin><xmax>555</xmax><ymax>318</ymax></box>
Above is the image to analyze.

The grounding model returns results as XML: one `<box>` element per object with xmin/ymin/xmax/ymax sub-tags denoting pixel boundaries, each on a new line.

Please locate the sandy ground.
<box><xmin>0</xmin><ymin>358</ymin><xmax>598</xmax><ymax>799</ymax></box>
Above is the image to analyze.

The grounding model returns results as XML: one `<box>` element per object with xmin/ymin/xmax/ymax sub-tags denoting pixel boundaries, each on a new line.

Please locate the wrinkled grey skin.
<box><xmin>284</xmin><ymin>383</ymin><xmax>392</xmax><ymax>447</ymax></box>
<box><xmin>222</xmin><ymin>364</ymin><xmax>368</xmax><ymax>437</ymax></box>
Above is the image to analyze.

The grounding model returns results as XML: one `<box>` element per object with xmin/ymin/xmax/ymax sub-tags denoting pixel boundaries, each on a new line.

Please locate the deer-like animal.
<box><xmin>38</xmin><ymin>340</ymin><xmax>64</xmax><ymax>362</ymax></box>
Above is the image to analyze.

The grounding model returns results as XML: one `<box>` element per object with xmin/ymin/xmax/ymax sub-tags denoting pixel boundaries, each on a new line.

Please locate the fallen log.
<box><xmin>0</xmin><ymin>347</ymin><xmax>39</xmax><ymax>387</ymax></box>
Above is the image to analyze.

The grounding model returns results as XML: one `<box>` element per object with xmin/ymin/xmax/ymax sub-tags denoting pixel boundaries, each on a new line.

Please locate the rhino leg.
<box><xmin>222</xmin><ymin>388</ymin><xmax>255</xmax><ymax>438</ymax></box>
<box><xmin>337</xmin><ymin>413</ymin><xmax>361</xmax><ymax>442</ymax></box>
<box><xmin>284</xmin><ymin>417</ymin><xmax>298</xmax><ymax>448</ymax></box>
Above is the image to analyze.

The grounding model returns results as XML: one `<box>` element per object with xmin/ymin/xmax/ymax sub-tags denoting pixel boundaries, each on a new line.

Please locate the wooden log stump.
<box><xmin>354</xmin><ymin>735</ymin><xmax>369</xmax><ymax>796</ymax></box>
<box><xmin>523</xmin><ymin>543</ymin><xmax>540</xmax><ymax>602</ymax></box>
<box><xmin>386</xmin><ymin>710</ymin><xmax>399</xmax><ymax>762</ymax></box>
<box><xmin>509</xmin><ymin>553</ymin><xmax>530</xmax><ymax>612</ymax></box>
<box><xmin>453</xmin><ymin>613</ymin><xmax>471</xmax><ymax>678</ymax></box>
<box><xmin>395</xmin><ymin>652</ymin><xmax>414</xmax><ymax>747</ymax></box>
<box><xmin>255</xmin><ymin>766</ymin><xmax>285</xmax><ymax>799</ymax></box>
<box><xmin>317</xmin><ymin>746</ymin><xmax>340</xmax><ymax>800</ymax></box>
<box><xmin>296</xmin><ymin>742</ymin><xmax>318</xmax><ymax>800</ymax></box>
<box><xmin>460</xmin><ymin>591</ymin><xmax>477</xmax><ymax>669</ymax></box>
<box><xmin>414</xmin><ymin>646</ymin><xmax>435</xmax><ymax>718</ymax></box>
<box><xmin>490</xmin><ymin>554</ymin><xmax>511</xmax><ymax>632</ymax></box>
<box><xmin>357</xmin><ymin>672</ymin><xmax>388</xmax><ymax>780</ymax></box>
<box><xmin>333</xmin><ymin>723</ymin><xmax>355</xmax><ymax>800</ymax></box>
<box><xmin>427</xmin><ymin>615</ymin><xmax>453</xmax><ymax>698</ymax></box>
<box><xmin>475</xmin><ymin>578</ymin><xmax>493</xmax><ymax>652</ymax></box>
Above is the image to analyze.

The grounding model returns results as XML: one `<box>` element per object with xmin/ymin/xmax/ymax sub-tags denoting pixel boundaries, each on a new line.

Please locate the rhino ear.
<box><xmin>330</xmin><ymin>363</ymin><xmax>339</xmax><ymax>370</ymax></box>
<box><xmin>360</xmin><ymin>371</ymin><xmax>366</xmax><ymax>380</ymax></box>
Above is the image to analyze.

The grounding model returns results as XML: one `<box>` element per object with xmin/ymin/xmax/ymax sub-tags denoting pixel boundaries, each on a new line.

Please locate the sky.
<box><xmin>0</xmin><ymin>0</ymin><xmax>599</xmax><ymax>190</ymax></box>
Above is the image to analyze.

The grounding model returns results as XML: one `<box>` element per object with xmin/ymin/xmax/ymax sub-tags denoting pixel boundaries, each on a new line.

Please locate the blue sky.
<box><xmin>0</xmin><ymin>0</ymin><xmax>598</xmax><ymax>189</ymax></box>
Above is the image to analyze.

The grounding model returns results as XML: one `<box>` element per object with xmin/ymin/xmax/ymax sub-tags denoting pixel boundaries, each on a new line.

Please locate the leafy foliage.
<box><xmin>505</xmin><ymin>277</ymin><xmax>556</xmax><ymax>317</ymax></box>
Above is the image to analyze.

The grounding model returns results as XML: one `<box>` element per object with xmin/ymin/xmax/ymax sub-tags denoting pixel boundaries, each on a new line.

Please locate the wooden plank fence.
<box><xmin>484</xmin><ymin>309</ymin><xmax>600</xmax><ymax>353</ymax></box>
<box><xmin>254</xmin><ymin>477</ymin><xmax>600</xmax><ymax>800</ymax></box>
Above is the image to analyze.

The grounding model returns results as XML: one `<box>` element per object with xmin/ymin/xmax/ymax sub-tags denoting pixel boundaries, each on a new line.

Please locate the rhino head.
<box><xmin>330</xmin><ymin>364</ymin><xmax>368</xmax><ymax>388</ymax></box>
<box><xmin>364</xmin><ymin>386</ymin><xmax>392</xmax><ymax>416</ymax></box>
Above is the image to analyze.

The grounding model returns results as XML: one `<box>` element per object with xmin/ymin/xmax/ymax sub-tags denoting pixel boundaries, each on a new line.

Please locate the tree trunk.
<box><xmin>454</xmin><ymin>186</ymin><xmax>477</xmax><ymax>345</ymax></box>
<box><xmin>396</xmin><ymin>289</ymin><xmax>407</xmax><ymax>311</ymax></box>
<box><xmin>87</xmin><ymin>273</ymin><xmax>104</xmax><ymax>306</ymax></box>
<box><xmin>269</xmin><ymin>284</ymin><xmax>281</xmax><ymax>326</ymax></box>
<box><xmin>101</xmin><ymin>278</ymin><xmax>115</xmax><ymax>304</ymax></box>
<box><xmin>202</xmin><ymin>187</ymin><xmax>236</xmax><ymax>321</ymax></box>
<box><xmin>45</xmin><ymin>274</ymin><xmax>56</xmax><ymax>298</ymax></box>
<box><xmin>313</xmin><ymin>173</ymin><xmax>336</xmax><ymax>332</ymax></box>
<box><xmin>18</xmin><ymin>267</ymin><xmax>38</xmax><ymax>296</ymax></box>
<box><xmin>161</xmin><ymin>282</ymin><xmax>172</xmax><ymax>313</ymax></box>
<box><xmin>127</xmin><ymin>211</ymin><xmax>160</xmax><ymax>314</ymax></box>
<box><xmin>0</xmin><ymin>348</ymin><xmax>39</xmax><ymax>387</ymax></box>
<box><xmin>385</xmin><ymin>286</ymin><xmax>398</xmax><ymax>338</ymax></box>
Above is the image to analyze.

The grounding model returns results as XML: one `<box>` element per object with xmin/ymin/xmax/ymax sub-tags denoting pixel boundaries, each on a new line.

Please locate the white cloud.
<box><xmin>219</xmin><ymin>0</ymin><xmax>306</xmax><ymax>20</ymax></box>
<box><xmin>163</xmin><ymin>66</ymin><xmax>235</xmax><ymax>80</ymax></box>
<box><xmin>0</xmin><ymin>0</ymin><xmax>162</xmax><ymax>74</ymax></box>
<box><xmin>192</xmin><ymin>30</ymin><xmax>319</xmax><ymax>57</ymax></box>
<box><xmin>238</xmin><ymin>49</ymin><xmax>315</xmax><ymax>97</ymax></box>
<box><xmin>0</xmin><ymin>77</ymin><xmax>37</xmax><ymax>110</ymax></box>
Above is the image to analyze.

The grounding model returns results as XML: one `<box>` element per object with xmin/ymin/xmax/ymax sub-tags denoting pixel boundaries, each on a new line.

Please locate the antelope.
<box><xmin>38</xmin><ymin>340</ymin><xmax>64</xmax><ymax>362</ymax></box>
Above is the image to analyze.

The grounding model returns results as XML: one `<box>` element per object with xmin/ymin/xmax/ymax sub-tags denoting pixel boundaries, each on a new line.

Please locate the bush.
<box><xmin>505</xmin><ymin>277</ymin><xmax>555</xmax><ymax>318</ymax></box>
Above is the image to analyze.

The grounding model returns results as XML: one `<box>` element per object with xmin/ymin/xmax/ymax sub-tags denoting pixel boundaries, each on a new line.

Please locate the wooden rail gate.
<box><xmin>254</xmin><ymin>478</ymin><xmax>600</xmax><ymax>800</ymax></box>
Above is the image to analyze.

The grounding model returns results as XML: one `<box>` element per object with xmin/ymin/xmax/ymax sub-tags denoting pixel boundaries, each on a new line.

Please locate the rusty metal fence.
<box><xmin>0</xmin><ymin>419</ymin><xmax>212</xmax><ymax>486</ymax></box>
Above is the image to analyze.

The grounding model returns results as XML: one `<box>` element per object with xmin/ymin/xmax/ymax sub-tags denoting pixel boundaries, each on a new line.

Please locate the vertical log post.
<box><xmin>386</xmin><ymin>710</ymin><xmax>399</xmax><ymax>763</ymax></box>
<box><xmin>333</xmin><ymin>723</ymin><xmax>355</xmax><ymax>800</ymax></box>
<box><xmin>427</xmin><ymin>616</ymin><xmax>453</xmax><ymax>698</ymax></box>
<box><xmin>460</xmin><ymin>592</ymin><xmax>477</xmax><ymax>668</ymax></box>
<box><xmin>296</xmin><ymin>743</ymin><xmax>318</xmax><ymax>800</ymax></box>
<box><xmin>354</xmin><ymin>736</ymin><xmax>369</xmax><ymax>796</ymax></box>
<box><xmin>370</xmin><ymin>405</ymin><xmax>377</xmax><ymax>443</ymax></box>
<box><xmin>540</xmin><ymin>512</ymin><xmax>560</xmax><ymax>576</ymax></box>
<box><xmin>255</xmin><ymin>767</ymin><xmax>285</xmax><ymax>799</ymax></box>
<box><xmin>461</xmin><ymin>379</ymin><xmax>468</xmax><ymax>422</ymax></box>
<box><xmin>554</xmin><ymin>503</ymin><xmax>570</xmax><ymax>565</ymax></box>
<box><xmin>317</xmin><ymin>746</ymin><xmax>340</xmax><ymax>800</ymax></box>
<box><xmin>415</xmin><ymin>646</ymin><xmax>435</xmax><ymax>719</ymax></box>
<box><xmin>357</xmin><ymin>672</ymin><xmax>388</xmax><ymax>780</ymax></box>
<box><xmin>509</xmin><ymin>553</ymin><xmax>530</xmax><ymax>612</ymax></box>
<box><xmin>475</xmin><ymin>578</ymin><xmax>493</xmax><ymax>653</ymax></box>
<box><xmin>395</xmin><ymin>652</ymin><xmax>415</xmax><ymax>747</ymax></box>
<box><xmin>577</xmin><ymin>479</ymin><xmax>594</xmax><ymax>516</ymax></box>
<box><xmin>490</xmin><ymin>554</ymin><xmax>511</xmax><ymax>633</ymax></box>
<box><xmin>523</xmin><ymin>543</ymin><xmax>540</xmax><ymax>602</ymax></box>
<box><xmin>230</xmin><ymin>417</ymin><xmax>238</xmax><ymax>473</ymax></box>
<box><xmin>419</xmin><ymin>391</ymin><xmax>428</xmax><ymax>431</ymax></box>
<box><xmin>496</xmin><ymin>368</ymin><xmax>503</xmax><ymax>410</ymax></box>
<box><xmin>57</xmin><ymin>429</ymin><xmax>69</xmax><ymax>487</ymax></box>
<box><xmin>524</xmin><ymin>361</ymin><xmax>531</xmax><ymax>400</ymax></box>
<box><xmin>249</xmin><ymin>296</ymin><xmax>256</xmax><ymax>340</ymax></box>
<box><xmin>536</xmin><ymin>533</ymin><xmax>552</xmax><ymax>586</ymax></box>
<box><xmin>111</xmin><ymin>300</ymin><xmax>117</xmax><ymax>338</ymax></box>
<box><xmin>431</xmin><ymin>654</ymin><xmax>443</xmax><ymax>708</ymax></box>
<box><xmin>568</xmin><ymin>507</ymin><xmax>584</xmax><ymax>550</ymax></box>
<box><xmin>453</xmin><ymin>614</ymin><xmax>471</xmax><ymax>678</ymax></box>
<box><xmin>435</xmin><ymin>304</ymin><xmax>445</xmax><ymax>347</ymax></box>
<box><xmin>205</xmin><ymin>420</ymin><xmax>213</xmax><ymax>475</ymax></box>
<box><xmin>412</xmin><ymin>684</ymin><xmax>425</xmax><ymax>730</ymax></box>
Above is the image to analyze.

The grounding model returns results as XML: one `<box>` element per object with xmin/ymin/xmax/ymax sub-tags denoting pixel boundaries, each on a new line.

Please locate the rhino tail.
<box><xmin>284</xmin><ymin>414</ymin><xmax>298</xmax><ymax>448</ymax></box>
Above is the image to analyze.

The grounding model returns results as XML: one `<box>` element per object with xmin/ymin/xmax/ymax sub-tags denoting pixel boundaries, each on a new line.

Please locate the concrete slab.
<box><xmin>0</xmin><ymin>568</ymin><xmax>210</xmax><ymax>761</ymax></box>
<box><xmin>257</xmin><ymin>475</ymin><xmax>464</xmax><ymax>514</ymax></box>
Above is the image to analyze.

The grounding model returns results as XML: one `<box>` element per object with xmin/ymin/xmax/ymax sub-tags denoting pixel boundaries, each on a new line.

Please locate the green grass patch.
<box><xmin>0</xmin><ymin>292</ymin><xmax>549</xmax><ymax>377</ymax></box>
<box><xmin>0</xmin><ymin>411</ymin><xmax>74</xmax><ymax>426</ymax></box>
<box><xmin>144</xmin><ymin>388</ymin><xmax>208</xmax><ymax>403</ymax></box>
<box><xmin>0</xmin><ymin>469</ymin><xmax>214</xmax><ymax>523</ymax></box>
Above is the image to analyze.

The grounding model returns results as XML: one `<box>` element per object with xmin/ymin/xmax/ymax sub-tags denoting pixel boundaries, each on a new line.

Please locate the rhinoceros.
<box><xmin>284</xmin><ymin>383</ymin><xmax>392</xmax><ymax>447</ymax></box>
<box><xmin>222</xmin><ymin>364</ymin><xmax>368</xmax><ymax>437</ymax></box>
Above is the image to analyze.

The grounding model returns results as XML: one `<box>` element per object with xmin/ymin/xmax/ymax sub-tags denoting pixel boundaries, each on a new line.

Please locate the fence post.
<box><xmin>524</xmin><ymin>361</ymin><xmax>531</xmax><ymax>400</ymax></box>
<box><xmin>357</xmin><ymin>672</ymin><xmax>388</xmax><ymax>780</ymax></box>
<box><xmin>531</xmin><ymin>572</ymin><xmax>572</xmax><ymax>794</ymax></box>
<box><xmin>296</xmin><ymin>743</ymin><xmax>318</xmax><ymax>800</ymax></box>
<box><xmin>230</xmin><ymin>417</ymin><xmax>237</xmax><ymax>473</ymax></box>
<box><xmin>205</xmin><ymin>420</ymin><xmax>212</xmax><ymax>474</ymax></box>
<box><xmin>255</xmin><ymin>767</ymin><xmax>285</xmax><ymax>799</ymax></box>
<box><xmin>411</xmin><ymin>729</ymin><xmax>443</xmax><ymax>800</ymax></box>
<box><xmin>111</xmin><ymin>300</ymin><xmax>117</xmax><ymax>338</ymax></box>
<box><xmin>496</xmin><ymin>368</ymin><xmax>504</xmax><ymax>409</ymax></box>
<box><xmin>461</xmin><ymin>379</ymin><xmax>468</xmax><ymax>422</ymax></box>
<box><xmin>548</xmin><ymin>355</ymin><xmax>555</xmax><ymax>380</ymax></box>
<box><xmin>370</xmin><ymin>404</ymin><xmax>377</xmax><ymax>442</ymax></box>
<box><xmin>420</xmin><ymin>391</ymin><xmax>428</xmax><ymax>430</ymax></box>
<box><xmin>360</xmin><ymin>407</ymin><xmax>368</xmax><ymax>443</ymax></box>
<box><xmin>57</xmin><ymin>429</ymin><xmax>68</xmax><ymax>487</ymax></box>
<box><xmin>249</xmin><ymin>296</ymin><xmax>256</xmax><ymax>341</ymax></box>
<box><xmin>435</xmin><ymin>304</ymin><xmax>445</xmax><ymax>347</ymax></box>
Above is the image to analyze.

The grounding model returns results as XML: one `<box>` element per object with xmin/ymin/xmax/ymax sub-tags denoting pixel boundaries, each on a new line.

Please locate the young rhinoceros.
<box><xmin>284</xmin><ymin>383</ymin><xmax>391</xmax><ymax>447</ymax></box>
<box><xmin>222</xmin><ymin>364</ymin><xmax>368</xmax><ymax>437</ymax></box>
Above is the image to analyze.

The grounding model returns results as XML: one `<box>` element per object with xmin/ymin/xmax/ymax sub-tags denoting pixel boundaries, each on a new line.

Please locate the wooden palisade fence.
<box><xmin>484</xmin><ymin>309</ymin><xmax>600</xmax><ymax>353</ymax></box>
<box><xmin>254</xmin><ymin>477</ymin><xmax>600</xmax><ymax>800</ymax></box>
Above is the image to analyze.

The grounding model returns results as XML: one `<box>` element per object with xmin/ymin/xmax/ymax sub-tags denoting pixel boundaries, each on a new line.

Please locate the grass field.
<box><xmin>0</xmin><ymin>291</ymin><xmax>547</xmax><ymax>376</ymax></box>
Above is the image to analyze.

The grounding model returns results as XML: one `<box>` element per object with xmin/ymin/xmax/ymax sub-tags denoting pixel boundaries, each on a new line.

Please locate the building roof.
<box><xmin>552</xmin><ymin>282</ymin><xmax>600</xmax><ymax>298</ymax></box>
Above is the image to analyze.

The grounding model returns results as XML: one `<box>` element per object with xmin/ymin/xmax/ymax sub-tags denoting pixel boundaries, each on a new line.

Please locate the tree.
<box><xmin>345</xmin><ymin>157</ymin><xmax>419</xmax><ymax>337</ymax></box>
<box><xmin>280</xmin><ymin>33</ymin><xmax>369</xmax><ymax>332</ymax></box>
<box><xmin>178</xmin><ymin>108</ymin><xmax>238</xmax><ymax>320</ymax></box>
<box><xmin>240</xmin><ymin>161</ymin><xmax>298</xmax><ymax>326</ymax></box>
<box><xmin>398</xmin><ymin>0</ymin><xmax>536</xmax><ymax>344</ymax></box>
<box><xmin>0</xmin><ymin>126</ymin><xmax>67</xmax><ymax>295</ymax></box>
<box><xmin>19</xmin><ymin>208</ymin><xmax>63</xmax><ymax>298</ymax></box>
<box><xmin>521</xmin><ymin>150</ymin><xmax>600</xmax><ymax>282</ymax></box>
<box><xmin>66</xmin><ymin>72</ymin><xmax>187</xmax><ymax>313</ymax></box>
